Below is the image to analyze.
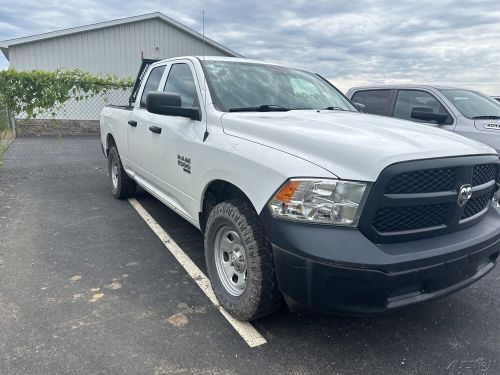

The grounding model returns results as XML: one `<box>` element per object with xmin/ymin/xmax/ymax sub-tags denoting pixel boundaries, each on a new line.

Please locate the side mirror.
<box><xmin>146</xmin><ymin>91</ymin><xmax>201</xmax><ymax>121</ymax></box>
<box><xmin>353</xmin><ymin>102</ymin><xmax>366</xmax><ymax>112</ymax></box>
<box><xmin>411</xmin><ymin>106</ymin><xmax>448</xmax><ymax>124</ymax></box>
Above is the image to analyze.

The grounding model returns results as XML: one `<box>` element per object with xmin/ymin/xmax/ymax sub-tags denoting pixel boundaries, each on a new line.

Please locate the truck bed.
<box><xmin>106</xmin><ymin>104</ymin><xmax>133</xmax><ymax>111</ymax></box>
<box><xmin>100</xmin><ymin>105</ymin><xmax>133</xmax><ymax>163</ymax></box>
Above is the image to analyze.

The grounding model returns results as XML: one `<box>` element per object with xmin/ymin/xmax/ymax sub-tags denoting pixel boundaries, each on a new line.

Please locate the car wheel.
<box><xmin>108</xmin><ymin>146</ymin><xmax>136</xmax><ymax>199</ymax></box>
<box><xmin>204</xmin><ymin>199</ymin><xmax>283</xmax><ymax>321</ymax></box>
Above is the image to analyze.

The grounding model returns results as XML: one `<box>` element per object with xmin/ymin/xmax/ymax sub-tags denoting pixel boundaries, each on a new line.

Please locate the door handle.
<box><xmin>149</xmin><ymin>126</ymin><xmax>162</xmax><ymax>134</ymax></box>
<box><xmin>128</xmin><ymin>120</ymin><xmax>137</xmax><ymax>127</ymax></box>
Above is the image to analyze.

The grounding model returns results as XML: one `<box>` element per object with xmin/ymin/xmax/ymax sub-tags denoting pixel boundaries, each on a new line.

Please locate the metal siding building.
<box><xmin>0</xmin><ymin>12</ymin><xmax>241</xmax><ymax>78</ymax></box>
<box><xmin>0</xmin><ymin>13</ymin><xmax>241</xmax><ymax>128</ymax></box>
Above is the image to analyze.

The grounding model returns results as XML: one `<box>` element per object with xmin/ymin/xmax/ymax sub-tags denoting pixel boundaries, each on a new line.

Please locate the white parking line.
<box><xmin>128</xmin><ymin>198</ymin><xmax>267</xmax><ymax>348</ymax></box>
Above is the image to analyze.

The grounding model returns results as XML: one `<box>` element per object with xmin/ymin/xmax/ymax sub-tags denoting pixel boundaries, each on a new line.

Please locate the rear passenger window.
<box><xmin>140</xmin><ymin>65</ymin><xmax>166</xmax><ymax>108</ymax></box>
<box><xmin>351</xmin><ymin>90</ymin><xmax>391</xmax><ymax>115</ymax></box>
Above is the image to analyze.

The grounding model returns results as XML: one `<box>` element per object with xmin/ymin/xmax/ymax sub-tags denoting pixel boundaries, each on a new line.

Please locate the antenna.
<box><xmin>202</xmin><ymin>11</ymin><xmax>205</xmax><ymax>61</ymax></box>
<box><xmin>202</xmin><ymin>10</ymin><xmax>209</xmax><ymax>142</ymax></box>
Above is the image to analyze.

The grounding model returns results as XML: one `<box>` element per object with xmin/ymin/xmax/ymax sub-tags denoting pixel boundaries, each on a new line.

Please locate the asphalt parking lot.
<box><xmin>0</xmin><ymin>137</ymin><xmax>499</xmax><ymax>375</ymax></box>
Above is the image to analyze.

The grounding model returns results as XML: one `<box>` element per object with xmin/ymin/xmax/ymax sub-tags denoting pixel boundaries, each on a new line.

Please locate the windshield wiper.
<box><xmin>323</xmin><ymin>106</ymin><xmax>345</xmax><ymax>111</ymax></box>
<box><xmin>228</xmin><ymin>104</ymin><xmax>290</xmax><ymax>112</ymax></box>
<box><xmin>472</xmin><ymin>115</ymin><xmax>500</xmax><ymax>119</ymax></box>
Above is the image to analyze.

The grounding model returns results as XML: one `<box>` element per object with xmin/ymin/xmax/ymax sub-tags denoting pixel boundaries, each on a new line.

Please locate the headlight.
<box><xmin>268</xmin><ymin>178</ymin><xmax>368</xmax><ymax>226</ymax></box>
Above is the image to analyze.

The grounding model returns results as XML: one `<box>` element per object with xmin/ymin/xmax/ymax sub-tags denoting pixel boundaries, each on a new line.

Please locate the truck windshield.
<box><xmin>439</xmin><ymin>89</ymin><xmax>500</xmax><ymax>119</ymax></box>
<box><xmin>202</xmin><ymin>61</ymin><xmax>357</xmax><ymax>112</ymax></box>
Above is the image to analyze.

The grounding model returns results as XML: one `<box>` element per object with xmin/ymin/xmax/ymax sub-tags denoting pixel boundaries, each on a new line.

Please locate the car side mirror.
<box><xmin>353</xmin><ymin>102</ymin><xmax>366</xmax><ymax>112</ymax></box>
<box><xmin>146</xmin><ymin>91</ymin><xmax>201</xmax><ymax>121</ymax></box>
<box><xmin>410</xmin><ymin>106</ymin><xmax>448</xmax><ymax>124</ymax></box>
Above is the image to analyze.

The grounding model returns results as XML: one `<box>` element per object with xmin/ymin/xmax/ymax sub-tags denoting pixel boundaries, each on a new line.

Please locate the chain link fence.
<box><xmin>27</xmin><ymin>89</ymin><xmax>131</xmax><ymax>121</ymax></box>
<box><xmin>0</xmin><ymin>94</ymin><xmax>14</xmax><ymax>156</ymax></box>
<box><xmin>15</xmin><ymin>88</ymin><xmax>131</xmax><ymax>137</ymax></box>
<box><xmin>0</xmin><ymin>97</ymin><xmax>9</xmax><ymax>131</ymax></box>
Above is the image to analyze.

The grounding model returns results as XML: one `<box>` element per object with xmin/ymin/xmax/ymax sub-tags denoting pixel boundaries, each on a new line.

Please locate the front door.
<box><xmin>147</xmin><ymin>61</ymin><xmax>204</xmax><ymax>220</ymax></box>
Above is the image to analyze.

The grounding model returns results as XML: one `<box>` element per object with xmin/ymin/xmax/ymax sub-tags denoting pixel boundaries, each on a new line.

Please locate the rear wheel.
<box><xmin>204</xmin><ymin>199</ymin><xmax>283</xmax><ymax>321</ymax></box>
<box><xmin>108</xmin><ymin>146</ymin><xmax>136</xmax><ymax>199</ymax></box>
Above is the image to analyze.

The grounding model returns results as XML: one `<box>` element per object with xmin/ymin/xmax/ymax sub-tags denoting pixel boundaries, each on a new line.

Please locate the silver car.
<box><xmin>346</xmin><ymin>85</ymin><xmax>500</xmax><ymax>154</ymax></box>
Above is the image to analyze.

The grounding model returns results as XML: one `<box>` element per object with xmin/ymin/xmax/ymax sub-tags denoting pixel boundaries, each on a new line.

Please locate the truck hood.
<box><xmin>220</xmin><ymin>110</ymin><xmax>497</xmax><ymax>182</ymax></box>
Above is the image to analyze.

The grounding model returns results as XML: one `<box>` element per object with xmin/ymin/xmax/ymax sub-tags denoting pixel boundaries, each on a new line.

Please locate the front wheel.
<box><xmin>108</xmin><ymin>146</ymin><xmax>136</xmax><ymax>199</ymax></box>
<box><xmin>204</xmin><ymin>199</ymin><xmax>283</xmax><ymax>321</ymax></box>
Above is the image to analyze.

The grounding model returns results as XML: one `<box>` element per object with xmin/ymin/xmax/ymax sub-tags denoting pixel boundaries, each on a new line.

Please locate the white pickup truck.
<box><xmin>100</xmin><ymin>56</ymin><xmax>500</xmax><ymax>321</ymax></box>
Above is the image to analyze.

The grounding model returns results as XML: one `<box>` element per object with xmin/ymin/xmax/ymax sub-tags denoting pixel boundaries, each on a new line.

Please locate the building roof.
<box><xmin>0</xmin><ymin>12</ymin><xmax>242</xmax><ymax>60</ymax></box>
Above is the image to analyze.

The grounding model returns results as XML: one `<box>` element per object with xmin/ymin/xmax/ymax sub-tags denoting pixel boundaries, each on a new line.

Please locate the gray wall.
<box><xmin>8</xmin><ymin>19</ymin><xmax>232</xmax><ymax>78</ymax></box>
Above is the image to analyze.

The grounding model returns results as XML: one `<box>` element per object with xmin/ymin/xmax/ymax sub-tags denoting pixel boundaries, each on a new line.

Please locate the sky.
<box><xmin>0</xmin><ymin>0</ymin><xmax>499</xmax><ymax>94</ymax></box>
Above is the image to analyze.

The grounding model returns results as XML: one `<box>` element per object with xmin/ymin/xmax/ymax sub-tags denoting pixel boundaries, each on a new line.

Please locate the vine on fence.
<box><xmin>0</xmin><ymin>92</ymin><xmax>10</xmax><ymax>133</ymax></box>
<box><xmin>0</xmin><ymin>69</ymin><xmax>133</xmax><ymax>120</ymax></box>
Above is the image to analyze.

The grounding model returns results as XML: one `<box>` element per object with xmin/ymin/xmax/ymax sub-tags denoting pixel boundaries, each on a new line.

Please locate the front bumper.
<box><xmin>260</xmin><ymin>207</ymin><xmax>500</xmax><ymax>315</ymax></box>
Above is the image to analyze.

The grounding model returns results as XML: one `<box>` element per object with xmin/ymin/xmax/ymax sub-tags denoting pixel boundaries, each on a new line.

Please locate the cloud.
<box><xmin>0</xmin><ymin>0</ymin><xmax>499</xmax><ymax>93</ymax></box>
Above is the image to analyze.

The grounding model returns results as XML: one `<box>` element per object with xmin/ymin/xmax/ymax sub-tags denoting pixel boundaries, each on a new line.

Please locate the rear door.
<box><xmin>350</xmin><ymin>89</ymin><xmax>395</xmax><ymax>116</ymax></box>
<box><xmin>127</xmin><ymin>64</ymin><xmax>167</xmax><ymax>180</ymax></box>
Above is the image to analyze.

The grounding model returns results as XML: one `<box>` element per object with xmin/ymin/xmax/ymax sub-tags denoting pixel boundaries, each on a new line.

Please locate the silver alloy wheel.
<box><xmin>111</xmin><ymin>161</ymin><xmax>119</xmax><ymax>189</ymax></box>
<box><xmin>214</xmin><ymin>226</ymin><xmax>247</xmax><ymax>296</ymax></box>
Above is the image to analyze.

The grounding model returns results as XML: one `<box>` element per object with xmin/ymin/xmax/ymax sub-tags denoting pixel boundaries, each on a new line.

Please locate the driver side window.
<box><xmin>163</xmin><ymin>63</ymin><xmax>199</xmax><ymax>108</ymax></box>
<box><xmin>393</xmin><ymin>90</ymin><xmax>452</xmax><ymax>124</ymax></box>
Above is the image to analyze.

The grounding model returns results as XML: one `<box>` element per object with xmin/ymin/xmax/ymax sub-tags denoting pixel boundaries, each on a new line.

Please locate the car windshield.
<box><xmin>439</xmin><ymin>89</ymin><xmax>500</xmax><ymax>119</ymax></box>
<box><xmin>202</xmin><ymin>60</ymin><xmax>357</xmax><ymax>112</ymax></box>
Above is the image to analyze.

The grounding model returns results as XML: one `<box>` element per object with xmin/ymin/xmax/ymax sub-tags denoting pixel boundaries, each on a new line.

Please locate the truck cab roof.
<box><xmin>347</xmin><ymin>84</ymin><xmax>465</xmax><ymax>94</ymax></box>
<box><xmin>151</xmin><ymin>56</ymin><xmax>287</xmax><ymax>68</ymax></box>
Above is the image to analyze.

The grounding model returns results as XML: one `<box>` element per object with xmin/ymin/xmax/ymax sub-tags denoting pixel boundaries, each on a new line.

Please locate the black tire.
<box><xmin>204</xmin><ymin>199</ymin><xmax>283</xmax><ymax>321</ymax></box>
<box><xmin>108</xmin><ymin>146</ymin><xmax>136</xmax><ymax>199</ymax></box>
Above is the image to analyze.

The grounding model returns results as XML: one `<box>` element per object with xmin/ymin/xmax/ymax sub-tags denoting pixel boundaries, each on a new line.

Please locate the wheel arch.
<box><xmin>105</xmin><ymin>133</ymin><xmax>117</xmax><ymax>157</ymax></box>
<box><xmin>198</xmin><ymin>179</ymin><xmax>259</xmax><ymax>234</ymax></box>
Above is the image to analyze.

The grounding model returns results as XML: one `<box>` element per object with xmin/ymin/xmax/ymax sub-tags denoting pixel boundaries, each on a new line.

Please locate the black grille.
<box><xmin>472</xmin><ymin>164</ymin><xmax>497</xmax><ymax>186</ymax></box>
<box><xmin>385</xmin><ymin>168</ymin><xmax>456</xmax><ymax>194</ymax></box>
<box><xmin>373</xmin><ymin>204</ymin><xmax>449</xmax><ymax>232</ymax></box>
<box><xmin>358</xmin><ymin>156</ymin><xmax>500</xmax><ymax>243</ymax></box>
<box><xmin>461</xmin><ymin>192</ymin><xmax>493</xmax><ymax>220</ymax></box>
